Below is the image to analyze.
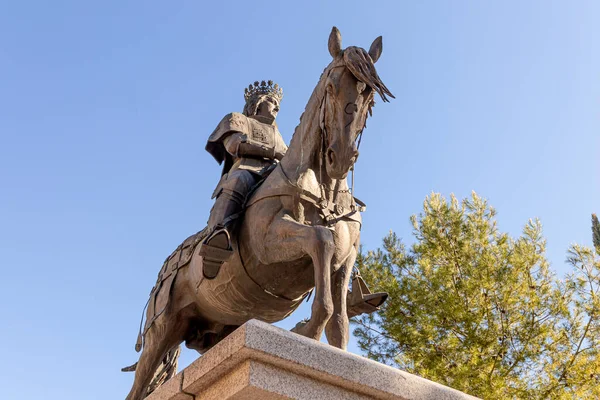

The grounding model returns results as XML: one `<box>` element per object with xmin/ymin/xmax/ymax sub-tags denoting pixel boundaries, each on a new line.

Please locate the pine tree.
<box><xmin>592</xmin><ymin>213</ymin><xmax>600</xmax><ymax>255</ymax></box>
<box><xmin>354</xmin><ymin>193</ymin><xmax>600</xmax><ymax>399</ymax></box>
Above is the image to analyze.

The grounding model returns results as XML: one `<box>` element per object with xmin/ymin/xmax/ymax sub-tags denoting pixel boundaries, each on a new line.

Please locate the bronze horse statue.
<box><xmin>125</xmin><ymin>27</ymin><xmax>393</xmax><ymax>400</ymax></box>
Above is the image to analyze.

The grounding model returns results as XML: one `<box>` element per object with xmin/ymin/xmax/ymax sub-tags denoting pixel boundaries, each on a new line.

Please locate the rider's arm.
<box><xmin>222</xmin><ymin>132</ymin><xmax>246</xmax><ymax>156</ymax></box>
<box><xmin>275</xmin><ymin>143</ymin><xmax>287</xmax><ymax>161</ymax></box>
<box><xmin>223</xmin><ymin>132</ymin><xmax>279</xmax><ymax>160</ymax></box>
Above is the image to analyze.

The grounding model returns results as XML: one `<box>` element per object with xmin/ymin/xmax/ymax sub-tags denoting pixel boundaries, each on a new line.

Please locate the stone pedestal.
<box><xmin>147</xmin><ymin>320</ymin><xmax>479</xmax><ymax>400</ymax></box>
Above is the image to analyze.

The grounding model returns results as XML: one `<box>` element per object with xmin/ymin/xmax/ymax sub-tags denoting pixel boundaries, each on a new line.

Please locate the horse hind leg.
<box><xmin>125</xmin><ymin>313</ymin><xmax>187</xmax><ymax>400</ymax></box>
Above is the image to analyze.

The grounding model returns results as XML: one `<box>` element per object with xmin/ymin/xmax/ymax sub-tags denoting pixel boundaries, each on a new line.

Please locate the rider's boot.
<box><xmin>199</xmin><ymin>189</ymin><xmax>244</xmax><ymax>279</ymax></box>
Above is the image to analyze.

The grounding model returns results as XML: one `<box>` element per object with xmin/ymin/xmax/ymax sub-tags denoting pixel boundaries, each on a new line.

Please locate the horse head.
<box><xmin>320</xmin><ymin>27</ymin><xmax>394</xmax><ymax>180</ymax></box>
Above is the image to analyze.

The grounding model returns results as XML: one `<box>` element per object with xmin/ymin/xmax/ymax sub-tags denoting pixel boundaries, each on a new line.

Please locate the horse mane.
<box><xmin>343</xmin><ymin>46</ymin><xmax>394</xmax><ymax>102</ymax></box>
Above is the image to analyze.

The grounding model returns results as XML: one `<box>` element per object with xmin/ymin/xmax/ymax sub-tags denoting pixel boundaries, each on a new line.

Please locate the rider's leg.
<box><xmin>201</xmin><ymin>169</ymin><xmax>259</xmax><ymax>278</ymax></box>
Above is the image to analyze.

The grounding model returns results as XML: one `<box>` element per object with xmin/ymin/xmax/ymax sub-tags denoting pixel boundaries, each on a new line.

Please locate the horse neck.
<box><xmin>280</xmin><ymin>70</ymin><xmax>336</xmax><ymax>191</ymax></box>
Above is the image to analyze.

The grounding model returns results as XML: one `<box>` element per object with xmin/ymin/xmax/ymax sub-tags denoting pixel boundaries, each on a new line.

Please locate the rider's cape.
<box><xmin>206</xmin><ymin>112</ymin><xmax>286</xmax><ymax>175</ymax></box>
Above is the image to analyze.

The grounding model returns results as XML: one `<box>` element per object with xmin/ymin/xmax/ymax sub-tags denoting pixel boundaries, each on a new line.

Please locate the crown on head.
<box><xmin>244</xmin><ymin>80</ymin><xmax>283</xmax><ymax>103</ymax></box>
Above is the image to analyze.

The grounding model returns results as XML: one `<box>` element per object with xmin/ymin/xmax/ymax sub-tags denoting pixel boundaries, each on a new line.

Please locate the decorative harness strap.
<box><xmin>245</xmin><ymin>163</ymin><xmax>365</xmax><ymax>226</ymax></box>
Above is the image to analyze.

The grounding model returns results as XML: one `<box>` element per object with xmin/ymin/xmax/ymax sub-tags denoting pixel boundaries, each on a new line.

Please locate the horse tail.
<box><xmin>121</xmin><ymin>346</ymin><xmax>181</xmax><ymax>396</ymax></box>
<box><xmin>145</xmin><ymin>346</ymin><xmax>182</xmax><ymax>396</ymax></box>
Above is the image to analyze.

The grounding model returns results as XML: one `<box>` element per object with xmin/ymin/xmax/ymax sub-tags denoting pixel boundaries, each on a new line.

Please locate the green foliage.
<box><xmin>354</xmin><ymin>193</ymin><xmax>600</xmax><ymax>399</ymax></box>
<box><xmin>592</xmin><ymin>214</ymin><xmax>600</xmax><ymax>255</ymax></box>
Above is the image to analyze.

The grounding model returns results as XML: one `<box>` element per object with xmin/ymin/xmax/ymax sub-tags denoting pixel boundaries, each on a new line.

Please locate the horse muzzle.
<box><xmin>326</xmin><ymin>144</ymin><xmax>358</xmax><ymax>179</ymax></box>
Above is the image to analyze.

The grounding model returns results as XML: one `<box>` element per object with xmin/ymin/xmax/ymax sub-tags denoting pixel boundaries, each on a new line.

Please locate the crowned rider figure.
<box><xmin>200</xmin><ymin>80</ymin><xmax>287</xmax><ymax>279</ymax></box>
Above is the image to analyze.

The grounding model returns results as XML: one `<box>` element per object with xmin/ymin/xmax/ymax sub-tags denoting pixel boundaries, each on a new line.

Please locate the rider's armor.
<box><xmin>200</xmin><ymin>112</ymin><xmax>287</xmax><ymax>278</ymax></box>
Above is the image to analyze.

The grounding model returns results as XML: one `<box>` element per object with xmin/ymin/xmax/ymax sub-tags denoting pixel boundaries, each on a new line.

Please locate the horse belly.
<box><xmin>193</xmin><ymin>251</ymin><xmax>307</xmax><ymax>326</ymax></box>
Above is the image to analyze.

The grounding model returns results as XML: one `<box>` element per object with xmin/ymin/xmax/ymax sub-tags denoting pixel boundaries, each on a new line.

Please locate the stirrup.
<box><xmin>199</xmin><ymin>228</ymin><xmax>233</xmax><ymax>279</ymax></box>
<box><xmin>347</xmin><ymin>274</ymin><xmax>388</xmax><ymax>318</ymax></box>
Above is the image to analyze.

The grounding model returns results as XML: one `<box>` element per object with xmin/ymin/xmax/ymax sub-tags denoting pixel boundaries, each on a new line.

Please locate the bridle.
<box><xmin>317</xmin><ymin>65</ymin><xmax>365</xmax><ymax>208</ymax></box>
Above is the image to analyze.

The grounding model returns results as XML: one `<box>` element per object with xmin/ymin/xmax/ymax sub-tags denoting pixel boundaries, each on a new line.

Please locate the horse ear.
<box><xmin>368</xmin><ymin>36</ymin><xmax>383</xmax><ymax>63</ymax></box>
<box><xmin>328</xmin><ymin>26</ymin><xmax>342</xmax><ymax>58</ymax></box>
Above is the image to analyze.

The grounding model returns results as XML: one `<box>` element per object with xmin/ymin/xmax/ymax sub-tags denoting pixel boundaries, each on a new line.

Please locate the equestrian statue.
<box><xmin>124</xmin><ymin>27</ymin><xmax>394</xmax><ymax>400</ymax></box>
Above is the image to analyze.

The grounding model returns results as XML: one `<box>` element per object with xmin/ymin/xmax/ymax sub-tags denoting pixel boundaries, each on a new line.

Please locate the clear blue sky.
<box><xmin>1</xmin><ymin>1</ymin><xmax>598</xmax><ymax>399</ymax></box>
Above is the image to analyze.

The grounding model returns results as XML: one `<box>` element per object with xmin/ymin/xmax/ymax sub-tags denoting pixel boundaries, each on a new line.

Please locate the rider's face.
<box><xmin>256</xmin><ymin>97</ymin><xmax>280</xmax><ymax>120</ymax></box>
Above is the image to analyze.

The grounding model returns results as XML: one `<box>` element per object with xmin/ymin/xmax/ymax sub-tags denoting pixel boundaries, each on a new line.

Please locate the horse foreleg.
<box><xmin>325</xmin><ymin>245</ymin><xmax>357</xmax><ymax>349</ymax></box>
<box><xmin>298</xmin><ymin>224</ymin><xmax>335</xmax><ymax>340</ymax></box>
<box><xmin>259</xmin><ymin>215</ymin><xmax>335</xmax><ymax>341</ymax></box>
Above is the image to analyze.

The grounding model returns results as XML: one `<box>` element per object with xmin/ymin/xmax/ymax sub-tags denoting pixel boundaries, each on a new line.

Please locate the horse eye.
<box><xmin>345</xmin><ymin>103</ymin><xmax>358</xmax><ymax>114</ymax></box>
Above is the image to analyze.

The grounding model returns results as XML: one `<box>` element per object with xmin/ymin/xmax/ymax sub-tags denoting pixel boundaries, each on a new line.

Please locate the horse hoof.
<box><xmin>291</xmin><ymin>319</ymin><xmax>309</xmax><ymax>334</ymax></box>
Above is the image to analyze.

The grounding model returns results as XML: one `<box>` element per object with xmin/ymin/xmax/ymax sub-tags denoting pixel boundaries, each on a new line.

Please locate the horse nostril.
<box><xmin>350</xmin><ymin>149</ymin><xmax>359</xmax><ymax>165</ymax></box>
